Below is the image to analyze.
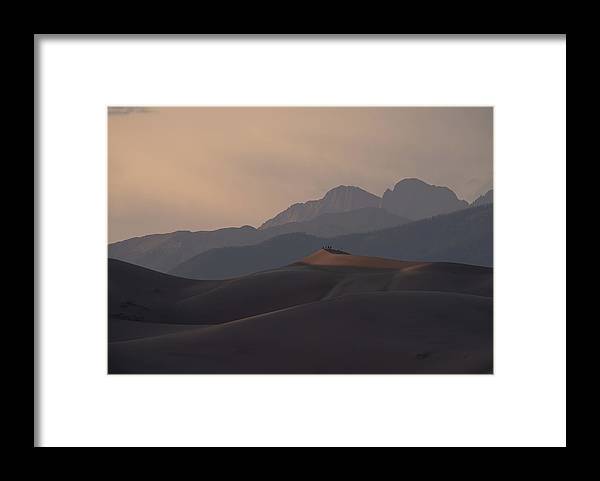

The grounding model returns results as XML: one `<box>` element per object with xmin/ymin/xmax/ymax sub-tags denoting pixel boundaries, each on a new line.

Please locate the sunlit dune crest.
<box><xmin>298</xmin><ymin>248</ymin><xmax>427</xmax><ymax>270</ymax></box>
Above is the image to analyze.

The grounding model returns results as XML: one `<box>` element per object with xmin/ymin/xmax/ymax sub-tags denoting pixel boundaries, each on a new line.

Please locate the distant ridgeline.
<box><xmin>109</xmin><ymin>178</ymin><xmax>493</xmax><ymax>277</ymax></box>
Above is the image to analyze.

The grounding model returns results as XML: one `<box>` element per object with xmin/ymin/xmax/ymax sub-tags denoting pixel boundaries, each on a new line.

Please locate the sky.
<box><xmin>108</xmin><ymin>107</ymin><xmax>492</xmax><ymax>243</ymax></box>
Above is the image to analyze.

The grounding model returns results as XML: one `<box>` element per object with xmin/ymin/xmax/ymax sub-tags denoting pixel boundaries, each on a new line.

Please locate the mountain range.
<box><xmin>171</xmin><ymin>204</ymin><xmax>492</xmax><ymax>279</ymax></box>
<box><xmin>108</xmin><ymin>206</ymin><xmax>410</xmax><ymax>272</ymax></box>
<box><xmin>109</xmin><ymin>178</ymin><xmax>492</xmax><ymax>275</ymax></box>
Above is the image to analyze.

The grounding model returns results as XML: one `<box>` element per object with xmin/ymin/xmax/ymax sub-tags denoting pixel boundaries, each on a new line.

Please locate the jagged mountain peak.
<box><xmin>381</xmin><ymin>178</ymin><xmax>468</xmax><ymax>220</ymax></box>
<box><xmin>470</xmin><ymin>189</ymin><xmax>493</xmax><ymax>207</ymax></box>
<box><xmin>259</xmin><ymin>185</ymin><xmax>381</xmax><ymax>229</ymax></box>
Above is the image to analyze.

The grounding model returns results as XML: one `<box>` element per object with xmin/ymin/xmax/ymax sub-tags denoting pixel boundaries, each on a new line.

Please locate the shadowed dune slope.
<box><xmin>109</xmin><ymin>291</ymin><xmax>493</xmax><ymax>374</ymax></box>
<box><xmin>109</xmin><ymin>251</ymin><xmax>493</xmax><ymax>373</ymax></box>
<box><xmin>109</xmin><ymin>252</ymin><xmax>492</xmax><ymax>340</ymax></box>
<box><xmin>109</xmin><ymin>259</ymin><xmax>340</xmax><ymax>327</ymax></box>
<box><xmin>109</xmin><ymin>319</ymin><xmax>202</xmax><ymax>343</ymax></box>
<box><xmin>108</xmin><ymin>259</ymin><xmax>221</xmax><ymax>323</ymax></box>
<box><xmin>110</xmin><ymin>253</ymin><xmax>492</xmax><ymax>322</ymax></box>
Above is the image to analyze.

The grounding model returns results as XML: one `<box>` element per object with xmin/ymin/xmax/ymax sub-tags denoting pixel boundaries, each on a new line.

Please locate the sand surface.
<box><xmin>108</xmin><ymin>250</ymin><xmax>493</xmax><ymax>374</ymax></box>
<box><xmin>299</xmin><ymin>249</ymin><xmax>424</xmax><ymax>270</ymax></box>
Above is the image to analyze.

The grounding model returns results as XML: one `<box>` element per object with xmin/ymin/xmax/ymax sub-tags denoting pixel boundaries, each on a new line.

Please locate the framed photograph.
<box><xmin>35</xmin><ymin>34</ymin><xmax>566</xmax><ymax>447</ymax></box>
<box><xmin>107</xmin><ymin>106</ymin><xmax>494</xmax><ymax>375</ymax></box>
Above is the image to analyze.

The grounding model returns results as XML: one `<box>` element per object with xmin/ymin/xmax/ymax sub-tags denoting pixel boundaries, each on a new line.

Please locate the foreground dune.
<box><xmin>109</xmin><ymin>291</ymin><xmax>492</xmax><ymax>374</ymax></box>
<box><xmin>108</xmin><ymin>249</ymin><xmax>493</xmax><ymax>374</ymax></box>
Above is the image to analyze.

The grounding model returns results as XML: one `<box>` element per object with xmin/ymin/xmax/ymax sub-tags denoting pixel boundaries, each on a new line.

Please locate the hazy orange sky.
<box><xmin>108</xmin><ymin>107</ymin><xmax>492</xmax><ymax>243</ymax></box>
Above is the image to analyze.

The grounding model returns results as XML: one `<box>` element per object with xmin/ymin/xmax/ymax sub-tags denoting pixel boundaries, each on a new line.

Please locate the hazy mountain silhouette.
<box><xmin>471</xmin><ymin>189</ymin><xmax>493</xmax><ymax>207</ymax></box>
<box><xmin>170</xmin><ymin>204</ymin><xmax>493</xmax><ymax>279</ymax></box>
<box><xmin>170</xmin><ymin>233</ymin><xmax>323</xmax><ymax>279</ymax></box>
<box><xmin>109</xmin><ymin>178</ymin><xmax>482</xmax><ymax>274</ymax></box>
<box><xmin>265</xmin><ymin>207</ymin><xmax>409</xmax><ymax>238</ymax></box>
<box><xmin>380</xmin><ymin>178</ymin><xmax>468</xmax><ymax>219</ymax></box>
<box><xmin>108</xmin><ymin>226</ymin><xmax>260</xmax><ymax>273</ymax></box>
<box><xmin>261</xmin><ymin>180</ymin><xmax>471</xmax><ymax>230</ymax></box>
<box><xmin>259</xmin><ymin>185</ymin><xmax>381</xmax><ymax>229</ymax></box>
<box><xmin>108</xmin><ymin>207</ymin><xmax>409</xmax><ymax>272</ymax></box>
<box><xmin>109</xmin><ymin>251</ymin><xmax>492</xmax><ymax>374</ymax></box>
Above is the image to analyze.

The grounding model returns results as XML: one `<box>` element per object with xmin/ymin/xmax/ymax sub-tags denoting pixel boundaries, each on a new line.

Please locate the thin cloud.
<box><xmin>108</xmin><ymin>107</ymin><xmax>156</xmax><ymax>116</ymax></box>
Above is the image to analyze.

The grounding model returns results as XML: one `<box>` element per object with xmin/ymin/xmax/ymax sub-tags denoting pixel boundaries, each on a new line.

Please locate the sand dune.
<box><xmin>108</xmin><ymin>259</ymin><xmax>221</xmax><ymax>324</ymax></box>
<box><xmin>109</xmin><ymin>254</ymin><xmax>491</xmax><ymax>326</ymax></box>
<box><xmin>109</xmin><ymin>291</ymin><xmax>492</xmax><ymax>374</ymax></box>
<box><xmin>108</xmin><ymin>252</ymin><xmax>492</xmax><ymax>373</ymax></box>
<box><xmin>109</xmin><ymin>318</ymin><xmax>203</xmax><ymax>342</ymax></box>
<box><xmin>299</xmin><ymin>248</ymin><xmax>425</xmax><ymax>270</ymax></box>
